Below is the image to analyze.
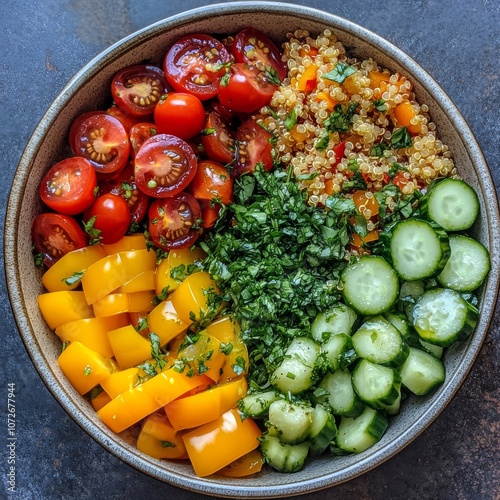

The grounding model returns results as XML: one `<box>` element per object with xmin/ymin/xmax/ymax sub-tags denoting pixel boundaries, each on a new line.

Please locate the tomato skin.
<box><xmin>148</xmin><ymin>193</ymin><xmax>202</xmax><ymax>250</ymax></box>
<box><xmin>199</xmin><ymin>199</ymin><xmax>221</xmax><ymax>229</ymax></box>
<box><xmin>100</xmin><ymin>162</ymin><xmax>149</xmax><ymax>224</ymax></box>
<box><xmin>106</xmin><ymin>105</ymin><xmax>145</xmax><ymax>133</ymax></box>
<box><xmin>134</xmin><ymin>134</ymin><xmax>197</xmax><ymax>198</ymax></box>
<box><xmin>84</xmin><ymin>193</ymin><xmax>131</xmax><ymax>244</ymax></box>
<box><xmin>231</xmin><ymin>27</ymin><xmax>287</xmax><ymax>81</ymax></box>
<box><xmin>201</xmin><ymin>111</ymin><xmax>235</xmax><ymax>164</ymax></box>
<box><xmin>234</xmin><ymin>119</ymin><xmax>274</xmax><ymax>176</ymax></box>
<box><xmin>164</xmin><ymin>34</ymin><xmax>232</xmax><ymax>100</ymax></box>
<box><xmin>153</xmin><ymin>92</ymin><xmax>205</xmax><ymax>140</ymax></box>
<box><xmin>111</xmin><ymin>65</ymin><xmax>169</xmax><ymax>117</ymax></box>
<box><xmin>32</xmin><ymin>213</ymin><xmax>88</xmax><ymax>268</ymax></box>
<box><xmin>218</xmin><ymin>63</ymin><xmax>276</xmax><ymax>114</ymax></box>
<box><xmin>39</xmin><ymin>157</ymin><xmax>97</xmax><ymax>215</ymax></box>
<box><xmin>189</xmin><ymin>160</ymin><xmax>233</xmax><ymax>205</ymax></box>
<box><xmin>71</xmin><ymin>113</ymin><xmax>130</xmax><ymax>174</ymax></box>
<box><xmin>129</xmin><ymin>122</ymin><xmax>158</xmax><ymax>158</ymax></box>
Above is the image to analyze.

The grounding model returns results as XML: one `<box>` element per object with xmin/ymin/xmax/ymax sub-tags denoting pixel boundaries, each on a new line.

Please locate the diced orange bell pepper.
<box><xmin>218</xmin><ymin>449</ymin><xmax>264</xmax><ymax>477</ymax></box>
<box><xmin>147</xmin><ymin>299</ymin><xmax>192</xmax><ymax>346</ymax></box>
<box><xmin>368</xmin><ymin>70</ymin><xmax>391</xmax><ymax>90</ymax></box>
<box><xmin>38</xmin><ymin>291</ymin><xmax>94</xmax><ymax>329</ymax></box>
<box><xmin>41</xmin><ymin>245</ymin><xmax>107</xmax><ymax>292</ymax></box>
<box><xmin>101</xmin><ymin>233</ymin><xmax>147</xmax><ymax>254</ymax></box>
<box><xmin>97</xmin><ymin>369</ymin><xmax>211</xmax><ymax>433</ymax></box>
<box><xmin>58</xmin><ymin>341</ymin><xmax>116</xmax><ymax>395</ymax></box>
<box><xmin>107</xmin><ymin>324</ymin><xmax>152</xmax><ymax>370</ymax></box>
<box><xmin>101</xmin><ymin>367</ymin><xmax>142</xmax><ymax>398</ymax></box>
<box><xmin>169</xmin><ymin>271</ymin><xmax>220</xmax><ymax>323</ymax></box>
<box><xmin>55</xmin><ymin>314</ymin><xmax>128</xmax><ymax>358</ymax></box>
<box><xmin>297</xmin><ymin>64</ymin><xmax>318</xmax><ymax>92</ymax></box>
<box><xmin>182</xmin><ymin>408</ymin><xmax>262</xmax><ymax>477</ymax></box>
<box><xmin>155</xmin><ymin>246</ymin><xmax>207</xmax><ymax>296</ymax></box>
<box><xmin>137</xmin><ymin>412</ymin><xmax>187</xmax><ymax>459</ymax></box>
<box><xmin>81</xmin><ymin>249</ymin><xmax>156</xmax><ymax>304</ymax></box>
<box><xmin>315</xmin><ymin>91</ymin><xmax>339</xmax><ymax>110</ymax></box>
<box><xmin>351</xmin><ymin>230</ymin><xmax>380</xmax><ymax>250</ymax></box>
<box><xmin>394</xmin><ymin>100</ymin><xmax>421</xmax><ymax>135</ymax></box>
<box><xmin>352</xmin><ymin>190</ymin><xmax>379</xmax><ymax>219</ymax></box>
<box><xmin>165</xmin><ymin>377</ymin><xmax>247</xmax><ymax>431</ymax></box>
<box><xmin>117</xmin><ymin>270</ymin><xmax>155</xmax><ymax>293</ymax></box>
<box><xmin>91</xmin><ymin>389</ymin><xmax>112</xmax><ymax>411</ymax></box>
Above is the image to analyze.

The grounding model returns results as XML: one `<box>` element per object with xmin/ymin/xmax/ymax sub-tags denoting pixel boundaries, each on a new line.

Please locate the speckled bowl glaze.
<box><xmin>5</xmin><ymin>2</ymin><xmax>500</xmax><ymax>497</ymax></box>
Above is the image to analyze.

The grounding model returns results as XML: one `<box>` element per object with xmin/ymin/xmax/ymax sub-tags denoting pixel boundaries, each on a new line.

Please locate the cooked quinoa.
<box><xmin>260</xmin><ymin>29</ymin><xmax>458</xmax><ymax>207</ymax></box>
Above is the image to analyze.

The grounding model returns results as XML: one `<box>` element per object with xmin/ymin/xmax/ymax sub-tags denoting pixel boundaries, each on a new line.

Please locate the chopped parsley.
<box><xmin>83</xmin><ymin>216</ymin><xmax>101</xmax><ymax>245</ymax></box>
<box><xmin>391</xmin><ymin>126</ymin><xmax>413</xmax><ymax>149</ymax></box>
<box><xmin>62</xmin><ymin>270</ymin><xmax>85</xmax><ymax>286</ymax></box>
<box><xmin>315</xmin><ymin>102</ymin><xmax>359</xmax><ymax>151</ymax></box>
<box><xmin>284</xmin><ymin>107</ymin><xmax>298</xmax><ymax>131</ymax></box>
<box><xmin>322</xmin><ymin>62</ymin><xmax>356</xmax><ymax>84</ymax></box>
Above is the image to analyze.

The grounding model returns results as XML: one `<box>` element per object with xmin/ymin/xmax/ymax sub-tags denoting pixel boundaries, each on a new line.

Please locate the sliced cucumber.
<box><xmin>319</xmin><ymin>370</ymin><xmax>364</xmax><ymax>418</ymax></box>
<box><xmin>412</xmin><ymin>288</ymin><xmax>479</xmax><ymax>346</ymax></box>
<box><xmin>384</xmin><ymin>311</ymin><xmax>410</xmax><ymax>337</ymax></box>
<box><xmin>240</xmin><ymin>390</ymin><xmax>280</xmax><ymax>418</ymax></box>
<box><xmin>380</xmin><ymin>382</ymin><xmax>402</xmax><ymax>415</ymax></box>
<box><xmin>400</xmin><ymin>347</ymin><xmax>446</xmax><ymax>395</ymax></box>
<box><xmin>352</xmin><ymin>359</ymin><xmax>401</xmax><ymax>408</ymax></box>
<box><xmin>271</xmin><ymin>337</ymin><xmax>320</xmax><ymax>395</ymax></box>
<box><xmin>260</xmin><ymin>434</ymin><xmax>310</xmax><ymax>473</ymax></box>
<box><xmin>437</xmin><ymin>234</ymin><xmax>491</xmax><ymax>292</ymax></box>
<box><xmin>341</xmin><ymin>255</ymin><xmax>399</xmax><ymax>316</ymax></box>
<box><xmin>309</xmin><ymin>405</ymin><xmax>337</xmax><ymax>456</ymax></box>
<box><xmin>351</xmin><ymin>316</ymin><xmax>409</xmax><ymax>368</ymax></box>
<box><xmin>321</xmin><ymin>333</ymin><xmax>357</xmax><ymax>372</ymax></box>
<box><xmin>390</xmin><ymin>219</ymin><xmax>450</xmax><ymax>281</ymax></box>
<box><xmin>335</xmin><ymin>406</ymin><xmax>388</xmax><ymax>453</ymax></box>
<box><xmin>419</xmin><ymin>178</ymin><xmax>479</xmax><ymax>231</ymax></box>
<box><xmin>311</xmin><ymin>303</ymin><xmax>357</xmax><ymax>343</ymax></box>
<box><xmin>268</xmin><ymin>400</ymin><xmax>313</xmax><ymax>444</ymax></box>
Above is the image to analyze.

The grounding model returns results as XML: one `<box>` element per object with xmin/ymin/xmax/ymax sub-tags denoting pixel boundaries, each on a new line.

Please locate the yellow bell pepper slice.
<box><xmin>100</xmin><ymin>367</ymin><xmax>142</xmax><ymax>399</ymax></box>
<box><xmin>81</xmin><ymin>249</ymin><xmax>156</xmax><ymax>304</ymax></box>
<box><xmin>205</xmin><ymin>315</ymin><xmax>240</xmax><ymax>343</ymax></box>
<box><xmin>97</xmin><ymin>369</ymin><xmax>211</xmax><ymax>433</ymax></box>
<box><xmin>218</xmin><ymin>333</ymin><xmax>249</xmax><ymax>385</ymax></box>
<box><xmin>102</xmin><ymin>233</ymin><xmax>147</xmax><ymax>254</ymax></box>
<box><xmin>165</xmin><ymin>377</ymin><xmax>247</xmax><ymax>431</ymax></box>
<box><xmin>147</xmin><ymin>299</ymin><xmax>191</xmax><ymax>346</ymax></box>
<box><xmin>55</xmin><ymin>314</ymin><xmax>128</xmax><ymax>358</ymax></box>
<box><xmin>38</xmin><ymin>291</ymin><xmax>94</xmax><ymax>329</ymax></box>
<box><xmin>107</xmin><ymin>324</ymin><xmax>152</xmax><ymax>370</ymax></box>
<box><xmin>137</xmin><ymin>413</ymin><xmax>187</xmax><ymax>459</ymax></box>
<box><xmin>218</xmin><ymin>449</ymin><xmax>264</xmax><ymax>477</ymax></box>
<box><xmin>93</xmin><ymin>293</ymin><xmax>129</xmax><ymax>318</ymax></box>
<box><xmin>127</xmin><ymin>290</ymin><xmax>155</xmax><ymax>312</ymax></box>
<box><xmin>117</xmin><ymin>270</ymin><xmax>155</xmax><ymax>293</ymax></box>
<box><xmin>182</xmin><ymin>408</ymin><xmax>262</xmax><ymax>477</ymax></box>
<box><xmin>169</xmin><ymin>271</ymin><xmax>219</xmax><ymax>323</ymax></box>
<box><xmin>58</xmin><ymin>341</ymin><xmax>116</xmax><ymax>395</ymax></box>
<box><xmin>155</xmin><ymin>246</ymin><xmax>206</xmax><ymax>296</ymax></box>
<box><xmin>91</xmin><ymin>389</ymin><xmax>112</xmax><ymax>411</ymax></box>
<box><xmin>41</xmin><ymin>245</ymin><xmax>107</xmax><ymax>292</ymax></box>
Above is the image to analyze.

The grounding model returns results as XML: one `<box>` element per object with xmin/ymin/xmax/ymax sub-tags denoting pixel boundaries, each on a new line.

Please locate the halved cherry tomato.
<box><xmin>153</xmin><ymin>92</ymin><xmax>205</xmax><ymax>140</ymax></box>
<box><xmin>231</xmin><ymin>27</ymin><xmax>287</xmax><ymax>81</ymax></box>
<box><xmin>234</xmin><ymin>119</ymin><xmax>274</xmax><ymax>176</ymax></box>
<box><xmin>189</xmin><ymin>160</ymin><xmax>233</xmax><ymax>204</ymax></box>
<box><xmin>134</xmin><ymin>134</ymin><xmax>197</xmax><ymax>198</ymax></box>
<box><xmin>199</xmin><ymin>199</ymin><xmax>221</xmax><ymax>229</ymax></box>
<box><xmin>148</xmin><ymin>193</ymin><xmax>201</xmax><ymax>250</ymax></box>
<box><xmin>106</xmin><ymin>105</ymin><xmax>145</xmax><ymax>133</ymax></box>
<box><xmin>32</xmin><ymin>213</ymin><xmax>87</xmax><ymax>268</ymax></box>
<box><xmin>163</xmin><ymin>34</ymin><xmax>232</xmax><ymax>100</ymax></box>
<box><xmin>111</xmin><ymin>65</ymin><xmax>169</xmax><ymax>117</ymax></box>
<box><xmin>201</xmin><ymin>111</ymin><xmax>235</xmax><ymax>164</ymax></box>
<box><xmin>69</xmin><ymin>111</ymin><xmax>101</xmax><ymax>153</ymax></box>
<box><xmin>84</xmin><ymin>193</ymin><xmax>131</xmax><ymax>244</ymax></box>
<box><xmin>39</xmin><ymin>157</ymin><xmax>97</xmax><ymax>215</ymax></box>
<box><xmin>100</xmin><ymin>162</ymin><xmax>149</xmax><ymax>223</ymax></box>
<box><xmin>218</xmin><ymin>63</ymin><xmax>277</xmax><ymax>114</ymax></box>
<box><xmin>71</xmin><ymin>113</ymin><xmax>130</xmax><ymax>174</ymax></box>
<box><xmin>129</xmin><ymin>122</ymin><xmax>157</xmax><ymax>158</ymax></box>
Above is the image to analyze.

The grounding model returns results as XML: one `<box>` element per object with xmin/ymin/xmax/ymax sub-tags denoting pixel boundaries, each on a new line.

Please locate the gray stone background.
<box><xmin>1</xmin><ymin>0</ymin><xmax>499</xmax><ymax>499</ymax></box>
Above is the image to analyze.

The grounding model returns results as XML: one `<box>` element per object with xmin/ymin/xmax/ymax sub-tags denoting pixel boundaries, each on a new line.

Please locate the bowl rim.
<box><xmin>5</xmin><ymin>1</ymin><xmax>500</xmax><ymax>497</ymax></box>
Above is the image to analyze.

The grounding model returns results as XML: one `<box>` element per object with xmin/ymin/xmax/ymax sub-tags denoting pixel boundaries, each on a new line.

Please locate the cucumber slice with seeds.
<box><xmin>321</xmin><ymin>333</ymin><xmax>357</xmax><ymax>372</ymax></box>
<box><xmin>268</xmin><ymin>400</ymin><xmax>313</xmax><ymax>444</ymax></box>
<box><xmin>319</xmin><ymin>370</ymin><xmax>364</xmax><ymax>418</ymax></box>
<box><xmin>311</xmin><ymin>303</ymin><xmax>357</xmax><ymax>343</ymax></box>
<box><xmin>260</xmin><ymin>434</ymin><xmax>310</xmax><ymax>473</ymax></box>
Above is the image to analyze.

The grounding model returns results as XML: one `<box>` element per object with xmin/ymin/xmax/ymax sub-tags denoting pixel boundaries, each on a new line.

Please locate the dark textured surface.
<box><xmin>1</xmin><ymin>1</ymin><xmax>499</xmax><ymax>499</ymax></box>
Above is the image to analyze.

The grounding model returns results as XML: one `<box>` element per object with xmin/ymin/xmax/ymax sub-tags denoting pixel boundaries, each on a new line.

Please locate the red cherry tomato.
<box><xmin>106</xmin><ymin>105</ymin><xmax>146</xmax><ymax>134</ymax></box>
<box><xmin>188</xmin><ymin>160</ymin><xmax>233</xmax><ymax>205</ymax></box>
<box><xmin>71</xmin><ymin>113</ymin><xmax>130</xmax><ymax>174</ymax></box>
<box><xmin>154</xmin><ymin>92</ymin><xmax>205</xmax><ymax>140</ymax></box>
<box><xmin>231</xmin><ymin>27</ymin><xmax>287</xmax><ymax>81</ymax></box>
<box><xmin>100</xmin><ymin>162</ymin><xmax>149</xmax><ymax>224</ymax></box>
<box><xmin>234</xmin><ymin>119</ymin><xmax>274</xmax><ymax>176</ymax></box>
<box><xmin>32</xmin><ymin>213</ymin><xmax>87</xmax><ymax>268</ymax></box>
<box><xmin>148</xmin><ymin>193</ymin><xmax>202</xmax><ymax>250</ymax></box>
<box><xmin>111</xmin><ymin>65</ymin><xmax>169</xmax><ymax>117</ymax></box>
<box><xmin>69</xmin><ymin>111</ymin><xmax>101</xmax><ymax>153</ymax></box>
<box><xmin>129</xmin><ymin>122</ymin><xmax>158</xmax><ymax>158</ymax></box>
<box><xmin>164</xmin><ymin>34</ymin><xmax>232</xmax><ymax>100</ymax></box>
<box><xmin>84</xmin><ymin>193</ymin><xmax>131</xmax><ymax>244</ymax></box>
<box><xmin>39</xmin><ymin>157</ymin><xmax>97</xmax><ymax>215</ymax></box>
<box><xmin>217</xmin><ymin>63</ymin><xmax>277</xmax><ymax>114</ymax></box>
<box><xmin>201</xmin><ymin>111</ymin><xmax>235</xmax><ymax>164</ymax></box>
<box><xmin>134</xmin><ymin>134</ymin><xmax>197</xmax><ymax>198</ymax></box>
<box><xmin>198</xmin><ymin>199</ymin><xmax>222</xmax><ymax>229</ymax></box>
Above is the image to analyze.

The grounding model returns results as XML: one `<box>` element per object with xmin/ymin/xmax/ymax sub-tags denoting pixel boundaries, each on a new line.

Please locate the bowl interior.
<box><xmin>5</xmin><ymin>2</ymin><xmax>500</xmax><ymax>498</ymax></box>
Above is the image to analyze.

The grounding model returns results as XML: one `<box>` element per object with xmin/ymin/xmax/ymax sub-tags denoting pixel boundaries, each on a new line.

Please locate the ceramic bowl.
<box><xmin>5</xmin><ymin>2</ymin><xmax>500</xmax><ymax>497</ymax></box>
